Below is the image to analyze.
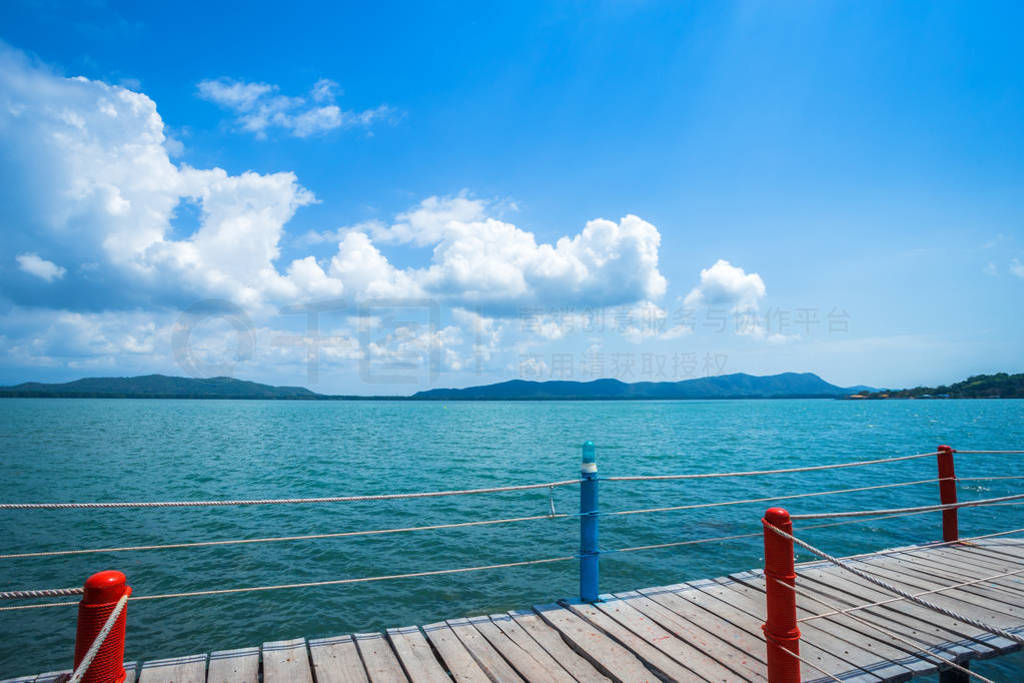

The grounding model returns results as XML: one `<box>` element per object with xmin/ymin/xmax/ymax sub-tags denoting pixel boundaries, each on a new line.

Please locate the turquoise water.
<box><xmin>1</xmin><ymin>398</ymin><xmax>1023</xmax><ymax>679</ymax></box>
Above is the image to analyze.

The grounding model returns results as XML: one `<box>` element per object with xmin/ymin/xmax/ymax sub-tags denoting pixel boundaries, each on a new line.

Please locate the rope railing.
<box><xmin>950</xmin><ymin>450</ymin><xmax>1024</xmax><ymax>454</ymax></box>
<box><xmin>603</xmin><ymin>477</ymin><xmax>948</xmax><ymax>518</ymax></box>
<box><xmin>0</xmin><ymin>555</ymin><xmax>578</xmax><ymax>612</ymax></box>
<box><xmin>0</xmin><ymin>479</ymin><xmax>582</xmax><ymax>510</ymax></box>
<box><xmin>0</xmin><ymin>512</ymin><xmax>572</xmax><ymax>560</ymax></box>
<box><xmin>601</xmin><ymin>450</ymin><xmax>942</xmax><ymax>482</ymax></box>
<box><xmin>7</xmin><ymin>446</ymin><xmax>1013</xmax><ymax>511</ymax></box>
<box><xmin>1</xmin><ymin>447</ymin><xmax>1016</xmax><ymax>511</ymax></box>
<box><xmin>2</xmin><ymin>477</ymin><xmax>976</xmax><ymax>561</ymax></box>
<box><xmin>5</xmin><ymin>505</ymin><xmax>1005</xmax><ymax>609</ymax></box>
<box><xmin>790</xmin><ymin>491</ymin><xmax>1024</xmax><ymax>520</ymax></box>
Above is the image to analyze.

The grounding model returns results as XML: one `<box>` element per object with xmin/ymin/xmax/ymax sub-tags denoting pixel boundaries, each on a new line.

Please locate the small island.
<box><xmin>848</xmin><ymin>373</ymin><xmax>1024</xmax><ymax>400</ymax></box>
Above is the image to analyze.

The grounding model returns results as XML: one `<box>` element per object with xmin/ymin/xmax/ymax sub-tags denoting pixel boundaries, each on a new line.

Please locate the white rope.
<box><xmin>0</xmin><ymin>513</ymin><xmax>571</xmax><ymax>560</ymax></box>
<box><xmin>572</xmin><ymin>506</ymin><xmax>972</xmax><ymax>555</ymax></box>
<box><xmin>602</xmin><ymin>451</ymin><xmax>941</xmax><ymax>482</ymax></box>
<box><xmin>0</xmin><ymin>479</ymin><xmax>581</xmax><ymax>509</ymax></box>
<box><xmin>5</xmin><ymin>510</ymin><xmax>952</xmax><ymax>606</ymax></box>
<box><xmin>68</xmin><ymin>592</ymin><xmax>128</xmax><ymax>683</ymax></box>
<box><xmin>769</xmin><ymin>576</ymin><xmax>992</xmax><ymax>682</ymax></box>
<box><xmin>0</xmin><ymin>586</ymin><xmax>84</xmax><ymax>600</ymax></box>
<box><xmin>763</xmin><ymin>521</ymin><xmax>1024</xmax><ymax>645</ymax></box>
<box><xmin>5</xmin><ymin>511</ymin><xmax>932</xmax><ymax>608</ymax></box>
<box><xmin>605</xmin><ymin>478</ymin><xmax>945</xmax><ymax>517</ymax></box>
<box><xmin>3</xmin><ymin>510</ymin><xmax>1004</xmax><ymax>611</ymax></box>
<box><xmin>790</xmin><ymin>492</ymin><xmax>1024</xmax><ymax>520</ymax></box>
<box><xmin>953</xmin><ymin>451</ymin><xmax>1024</xmax><ymax>454</ymax></box>
<box><xmin>0</xmin><ymin>555</ymin><xmax>575</xmax><ymax>611</ymax></box>
<box><xmin>2</xmin><ymin>478</ymin><xmax>963</xmax><ymax>561</ymax></box>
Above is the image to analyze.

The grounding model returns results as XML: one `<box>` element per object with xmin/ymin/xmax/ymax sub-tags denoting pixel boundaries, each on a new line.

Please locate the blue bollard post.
<box><xmin>580</xmin><ymin>440</ymin><xmax>599</xmax><ymax>603</ymax></box>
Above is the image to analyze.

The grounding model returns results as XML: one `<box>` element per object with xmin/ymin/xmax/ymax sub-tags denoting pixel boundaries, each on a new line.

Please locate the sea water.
<box><xmin>1</xmin><ymin>398</ymin><xmax>1023</xmax><ymax>678</ymax></box>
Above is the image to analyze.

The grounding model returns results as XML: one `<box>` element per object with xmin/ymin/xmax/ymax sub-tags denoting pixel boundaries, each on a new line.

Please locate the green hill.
<box><xmin>0</xmin><ymin>374</ymin><xmax>319</xmax><ymax>399</ymax></box>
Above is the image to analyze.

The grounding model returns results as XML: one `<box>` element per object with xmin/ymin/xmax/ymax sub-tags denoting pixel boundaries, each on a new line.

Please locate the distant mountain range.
<box><xmin>412</xmin><ymin>373</ymin><xmax>871</xmax><ymax>400</ymax></box>
<box><xmin>0</xmin><ymin>372</ymin><xmax>873</xmax><ymax>400</ymax></box>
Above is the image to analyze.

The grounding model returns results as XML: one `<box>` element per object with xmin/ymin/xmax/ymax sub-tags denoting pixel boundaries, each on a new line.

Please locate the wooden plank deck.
<box><xmin>8</xmin><ymin>539</ymin><xmax>1024</xmax><ymax>682</ymax></box>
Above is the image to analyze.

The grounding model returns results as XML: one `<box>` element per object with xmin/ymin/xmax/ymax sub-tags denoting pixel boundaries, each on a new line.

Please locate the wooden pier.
<box><xmin>11</xmin><ymin>537</ymin><xmax>1024</xmax><ymax>682</ymax></box>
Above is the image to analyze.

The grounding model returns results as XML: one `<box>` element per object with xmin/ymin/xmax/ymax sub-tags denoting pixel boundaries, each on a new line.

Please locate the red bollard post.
<box><xmin>937</xmin><ymin>445</ymin><xmax>958</xmax><ymax>542</ymax></box>
<box><xmin>73</xmin><ymin>570</ymin><xmax>131</xmax><ymax>683</ymax></box>
<box><xmin>763</xmin><ymin>507</ymin><xmax>801</xmax><ymax>683</ymax></box>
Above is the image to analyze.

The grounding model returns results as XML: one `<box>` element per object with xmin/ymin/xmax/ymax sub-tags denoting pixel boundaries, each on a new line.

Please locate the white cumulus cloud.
<box><xmin>684</xmin><ymin>259</ymin><xmax>769</xmax><ymax>338</ymax></box>
<box><xmin>16</xmin><ymin>253</ymin><xmax>66</xmax><ymax>282</ymax></box>
<box><xmin>684</xmin><ymin>259</ymin><xmax>766</xmax><ymax>312</ymax></box>
<box><xmin>365</xmin><ymin>195</ymin><xmax>667</xmax><ymax>312</ymax></box>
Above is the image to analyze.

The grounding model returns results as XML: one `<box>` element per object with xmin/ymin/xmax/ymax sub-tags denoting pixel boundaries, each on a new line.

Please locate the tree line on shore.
<box><xmin>857</xmin><ymin>373</ymin><xmax>1024</xmax><ymax>399</ymax></box>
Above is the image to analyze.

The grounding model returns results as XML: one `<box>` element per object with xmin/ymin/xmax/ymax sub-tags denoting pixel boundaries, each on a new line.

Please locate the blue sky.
<box><xmin>1</xmin><ymin>1</ymin><xmax>1022</xmax><ymax>393</ymax></box>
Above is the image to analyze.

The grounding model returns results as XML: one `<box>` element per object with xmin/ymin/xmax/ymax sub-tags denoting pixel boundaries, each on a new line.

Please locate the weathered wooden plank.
<box><xmin>533</xmin><ymin>603</ymin><xmax>655</xmax><ymax>682</ymax></box>
<box><xmin>636</xmin><ymin>585</ymin><xmax>767</xmax><ymax>662</ymax></box>
<box><xmin>386</xmin><ymin>627</ymin><xmax>449</xmax><ymax>683</ymax></box>
<box><xmin>422</xmin><ymin>622</ymin><xmax>489</xmax><ymax>682</ymax></box>
<box><xmin>918</xmin><ymin>548</ymin><xmax>1024</xmax><ymax>598</ymax></box>
<box><xmin>207</xmin><ymin>647</ymin><xmax>259</xmax><ymax>683</ymax></box>
<box><xmin>859</xmin><ymin>552</ymin><xmax>1024</xmax><ymax>610</ymax></box>
<box><xmin>945</xmin><ymin>545</ymin><xmax>1024</xmax><ymax>570</ymax></box>
<box><xmin>888</xmin><ymin>547</ymin><xmax>1024</xmax><ymax>594</ymax></box>
<box><xmin>729</xmin><ymin>570</ymin><xmax>934</xmax><ymax>678</ymax></box>
<box><xmin>593</xmin><ymin>595</ymin><xmax>747</xmax><ymax>681</ymax></box>
<box><xmin>138</xmin><ymin>653</ymin><xmax>208</xmax><ymax>683</ymax></box>
<box><xmin>795</xmin><ymin>566</ymin><xmax>1008</xmax><ymax>657</ymax></box>
<box><xmin>857</xmin><ymin>547</ymin><xmax>1024</xmax><ymax>597</ymax></box>
<box><xmin>708</xmin><ymin>576</ymin><xmax>912</xmax><ymax>681</ymax></box>
<box><xmin>505</xmin><ymin>610</ymin><xmax>610</xmax><ymax>682</ymax></box>
<box><xmin>446</xmin><ymin>618</ymin><xmax>522</xmax><ymax>682</ymax></box>
<box><xmin>489</xmin><ymin>612</ymin><xmax>605</xmax><ymax>682</ymax></box>
<box><xmin>614</xmin><ymin>589</ymin><xmax>767</xmax><ymax>681</ymax></box>
<box><xmin>33</xmin><ymin>670</ymin><xmax>71</xmax><ymax>682</ymax></box>
<box><xmin>309</xmin><ymin>635</ymin><xmax>369</xmax><ymax>683</ymax></box>
<box><xmin>464</xmin><ymin>615</ymin><xmax>563</xmax><ymax>682</ymax></box>
<box><xmin>676</xmin><ymin>580</ymin><xmax>881</xmax><ymax>683</ymax></box>
<box><xmin>974</xmin><ymin>538</ymin><xmax>1024</xmax><ymax>558</ymax></box>
<box><xmin>961</xmin><ymin>542</ymin><xmax>1024</xmax><ymax>571</ymax></box>
<box><xmin>353</xmin><ymin>633</ymin><xmax>408</xmax><ymax>683</ymax></box>
<box><xmin>840</xmin><ymin>558</ymin><xmax>1024</xmax><ymax>625</ymax></box>
<box><xmin>262</xmin><ymin>638</ymin><xmax>313</xmax><ymax>683</ymax></box>
<box><xmin>564</xmin><ymin>599</ymin><xmax>718</xmax><ymax>682</ymax></box>
<box><xmin>944</xmin><ymin>544</ymin><xmax>1024</xmax><ymax>578</ymax></box>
